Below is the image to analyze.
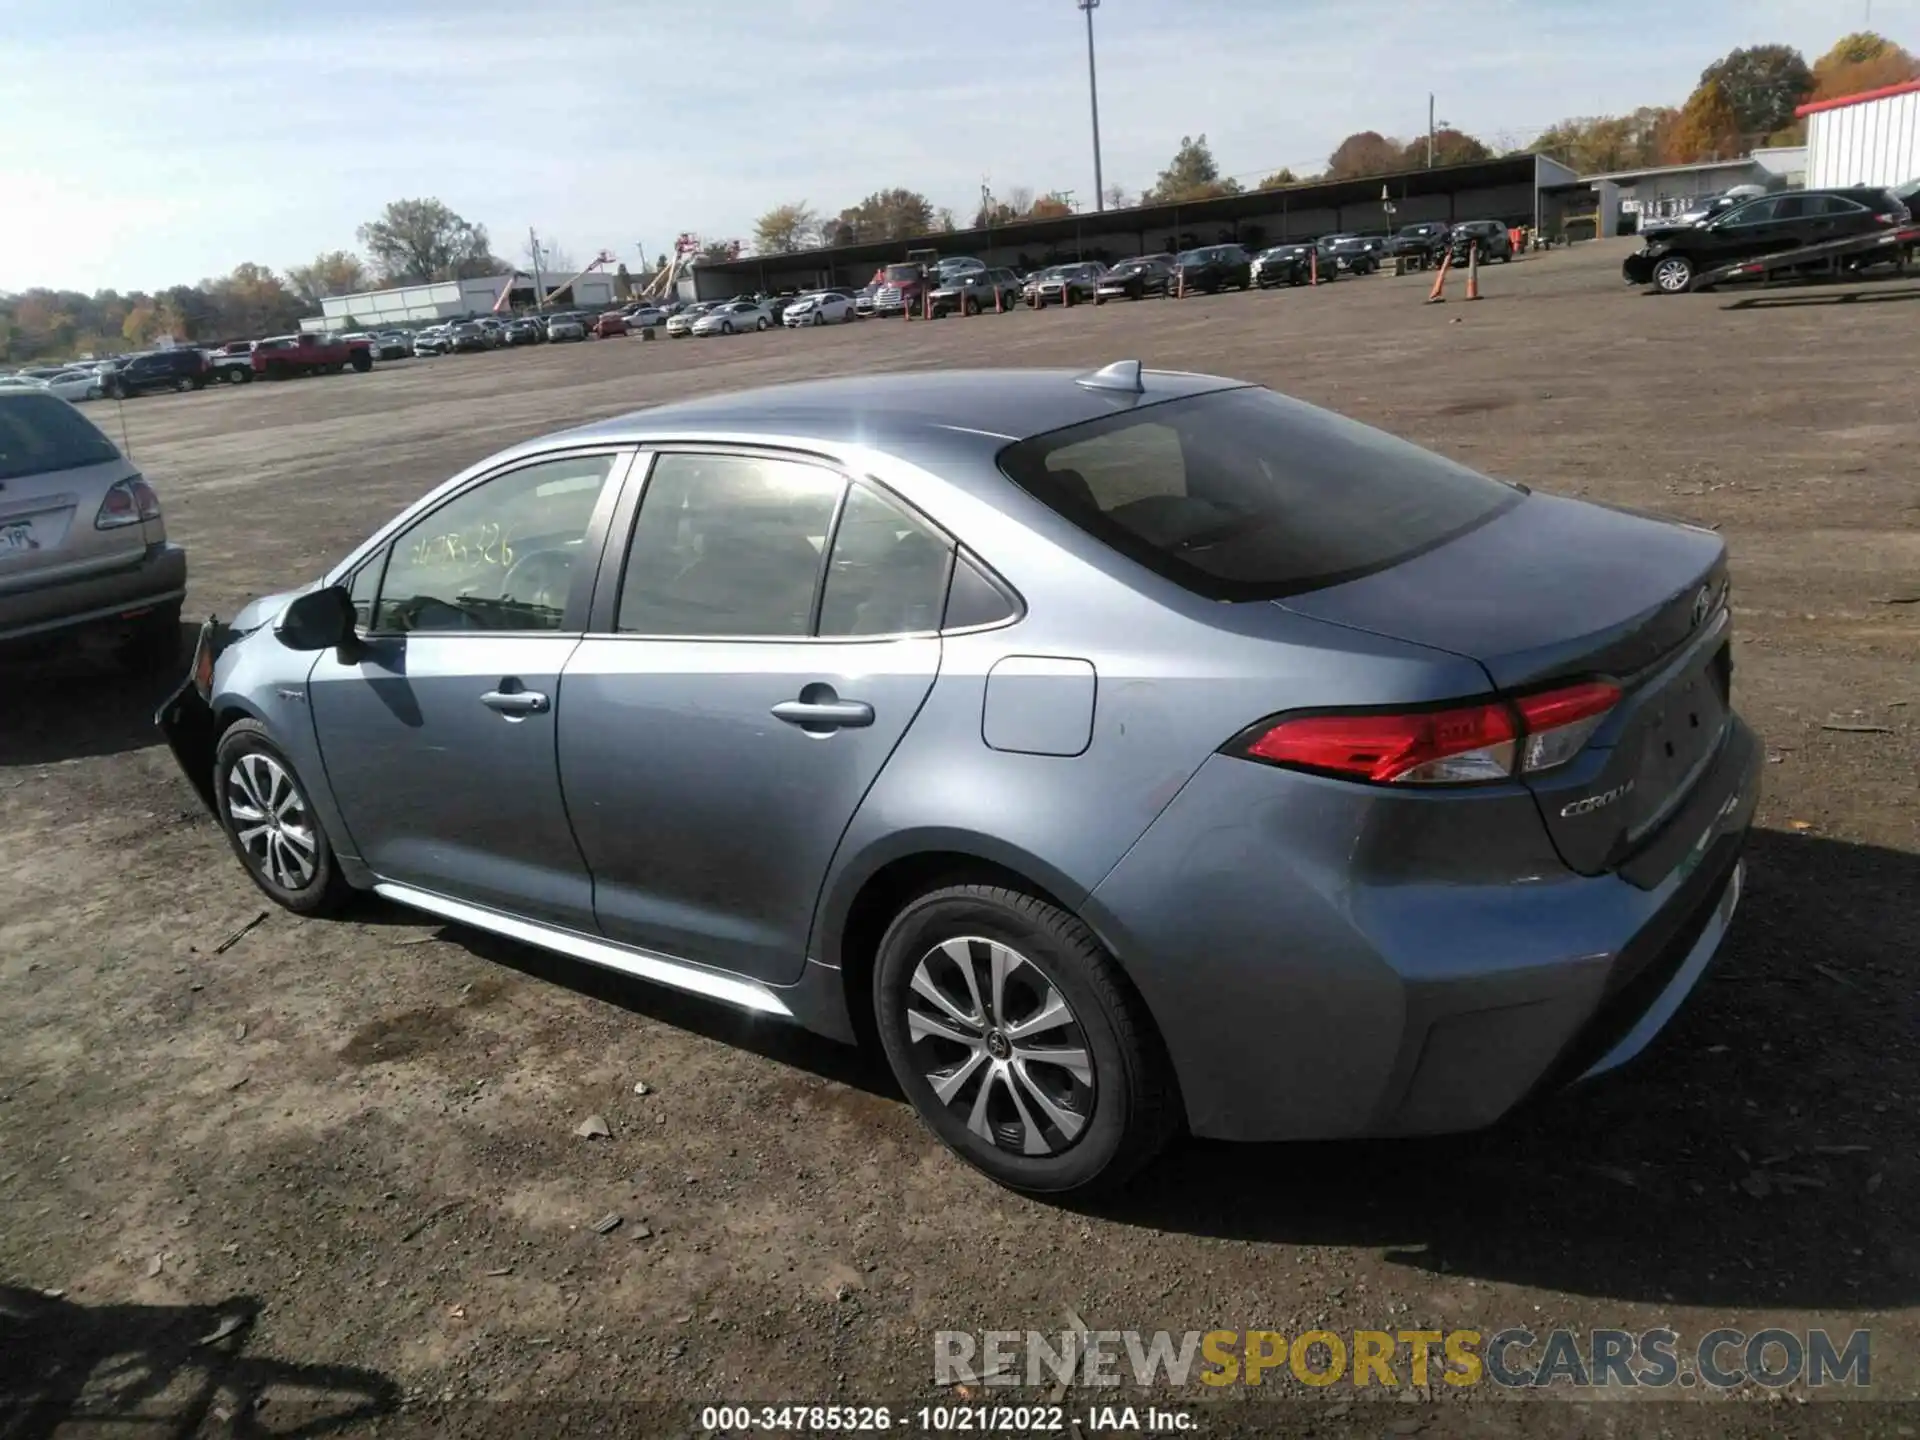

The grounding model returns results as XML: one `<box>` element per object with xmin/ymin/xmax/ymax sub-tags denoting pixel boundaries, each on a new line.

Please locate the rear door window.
<box><xmin>996</xmin><ymin>387</ymin><xmax>1520</xmax><ymax>601</ymax></box>
<box><xmin>0</xmin><ymin>393</ymin><xmax>120</xmax><ymax>480</ymax></box>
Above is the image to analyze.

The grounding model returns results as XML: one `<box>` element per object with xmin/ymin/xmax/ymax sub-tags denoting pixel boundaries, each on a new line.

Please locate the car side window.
<box><xmin>1771</xmin><ymin>195</ymin><xmax>1811</xmax><ymax>221</ymax></box>
<box><xmin>818</xmin><ymin>483</ymin><xmax>954</xmax><ymax>637</ymax></box>
<box><xmin>617</xmin><ymin>452</ymin><xmax>844</xmax><ymax>637</ymax></box>
<box><xmin>372</xmin><ymin>453</ymin><xmax>617</xmax><ymax>634</ymax></box>
<box><xmin>1817</xmin><ymin>194</ymin><xmax>1866</xmax><ymax>215</ymax></box>
<box><xmin>1720</xmin><ymin>198</ymin><xmax>1780</xmax><ymax>227</ymax></box>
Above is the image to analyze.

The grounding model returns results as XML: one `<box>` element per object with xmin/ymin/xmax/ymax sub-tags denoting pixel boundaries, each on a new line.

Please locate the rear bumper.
<box><xmin>0</xmin><ymin>541</ymin><xmax>187</xmax><ymax>646</ymax></box>
<box><xmin>1084</xmin><ymin>714</ymin><xmax>1762</xmax><ymax>1142</ymax></box>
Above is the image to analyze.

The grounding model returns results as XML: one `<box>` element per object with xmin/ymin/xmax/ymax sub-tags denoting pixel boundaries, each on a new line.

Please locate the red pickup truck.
<box><xmin>251</xmin><ymin>333</ymin><xmax>374</xmax><ymax>380</ymax></box>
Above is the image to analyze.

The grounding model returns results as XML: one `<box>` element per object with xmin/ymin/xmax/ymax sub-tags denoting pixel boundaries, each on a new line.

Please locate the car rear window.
<box><xmin>996</xmin><ymin>387</ymin><xmax>1521</xmax><ymax>601</ymax></box>
<box><xmin>0</xmin><ymin>393</ymin><xmax>120</xmax><ymax>480</ymax></box>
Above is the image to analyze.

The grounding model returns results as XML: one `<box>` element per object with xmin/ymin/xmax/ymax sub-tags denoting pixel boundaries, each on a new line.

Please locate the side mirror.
<box><xmin>276</xmin><ymin>584</ymin><xmax>361</xmax><ymax>657</ymax></box>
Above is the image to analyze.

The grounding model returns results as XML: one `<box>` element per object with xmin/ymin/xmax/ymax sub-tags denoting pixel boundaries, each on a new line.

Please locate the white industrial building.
<box><xmin>300</xmin><ymin>271</ymin><xmax>620</xmax><ymax>332</ymax></box>
<box><xmin>1800</xmin><ymin>78</ymin><xmax>1920</xmax><ymax>189</ymax></box>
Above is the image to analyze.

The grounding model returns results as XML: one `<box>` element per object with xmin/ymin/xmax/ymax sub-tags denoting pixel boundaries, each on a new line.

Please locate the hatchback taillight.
<box><xmin>95</xmin><ymin>475</ymin><xmax>161</xmax><ymax>529</ymax></box>
<box><xmin>1233</xmin><ymin>679</ymin><xmax>1622</xmax><ymax>786</ymax></box>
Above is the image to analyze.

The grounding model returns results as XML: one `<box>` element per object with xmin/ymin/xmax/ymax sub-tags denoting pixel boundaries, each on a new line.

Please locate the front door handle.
<box><xmin>481</xmin><ymin>686</ymin><xmax>550</xmax><ymax>716</ymax></box>
<box><xmin>771</xmin><ymin>698</ymin><xmax>874</xmax><ymax>730</ymax></box>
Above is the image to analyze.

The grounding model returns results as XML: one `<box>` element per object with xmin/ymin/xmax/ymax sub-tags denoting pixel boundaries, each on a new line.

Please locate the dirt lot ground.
<box><xmin>3</xmin><ymin>242</ymin><xmax>1917</xmax><ymax>1435</ymax></box>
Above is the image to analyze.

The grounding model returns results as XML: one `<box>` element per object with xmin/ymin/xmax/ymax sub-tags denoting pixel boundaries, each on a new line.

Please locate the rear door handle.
<box><xmin>771</xmin><ymin>698</ymin><xmax>874</xmax><ymax>730</ymax></box>
<box><xmin>481</xmin><ymin>687</ymin><xmax>550</xmax><ymax>716</ymax></box>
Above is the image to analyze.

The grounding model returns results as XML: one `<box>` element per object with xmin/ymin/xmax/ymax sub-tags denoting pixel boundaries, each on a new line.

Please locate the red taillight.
<box><xmin>95</xmin><ymin>475</ymin><xmax>160</xmax><ymax>530</ymax></box>
<box><xmin>1244</xmin><ymin>700</ymin><xmax>1518</xmax><ymax>785</ymax></box>
<box><xmin>1236</xmin><ymin>679</ymin><xmax>1622</xmax><ymax>787</ymax></box>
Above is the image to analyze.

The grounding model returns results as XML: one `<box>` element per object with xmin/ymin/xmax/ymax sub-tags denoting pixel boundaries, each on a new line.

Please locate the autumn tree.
<box><xmin>1103</xmin><ymin>183</ymin><xmax>1131</xmax><ymax>209</ymax></box>
<box><xmin>934</xmin><ymin>207</ymin><xmax>958</xmax><ymax>232</ymax></box>
<box><xmin>1696</xmin><ymin>44</ymin><xmax>1813</xmax><ymax>139</ymax></box>
<box><xmin>1402</xmin><ymin>128</ymin><xmax>1493</xmax><ymax>168</ymax></box>
<box><xmin>1326</xmin><ymin>131</ymin><xmax>1404</xmax><ymax>179</ymax></box>
<box><xmin>1144</xmin><ymin>135</ymin><xmax>1242</xmax><ymax>202</ymax></box>
<box><xmin>1255</xmin><ymin>168</ymin><xmax>1299</xmax><ymax>189</ymax></box>
<box><xmin>356</xmin><ymin>199</ymin><xmax>496</xmax><ymax>284</ymax></box>
<box><xmin>1810</xmin><ymin>31</ymin><xmax>1920</xmax><ymax>101</ymax></box>
<box><xmin>1663</xmin><ymin>78</ymin><xmax>1744</xmax><ymax>163</ymax></box>
<box><xmin>1531</xmin><ymin>107</ymin><xmax>1676</xmax><ymax>173</ymax></box>
<box><xmin>698</xmin><ymin>239</ymin><xmax>743</xmax><ymax>262</ymax></box>
<box><xmin>1027</xmin><ymin>192</ymin><xmax>1074</xmax><ymax>218</ymax></box>
<box><xmin>752</xmin><ymin>202</ymin><xmax>819</xmax><ymax>254</ymax></box>
<box><xmin>973</xmin><ymin>200</ymin><xmax>1023</xmax><ymax>228</ymax></box>
<box><xmin>203</xmin><ymin>262</ymin><xmax>303</xmax><ymax>337</ymax></box>
<box><xmin>827</xmin><ymin>188</ymin><xmax>936</xmax><ymax>244</ymax></box>
<box><xmin>284</xmin><ymin>250</ymin><xmax>369</xmax><ymax>305</ymax></box>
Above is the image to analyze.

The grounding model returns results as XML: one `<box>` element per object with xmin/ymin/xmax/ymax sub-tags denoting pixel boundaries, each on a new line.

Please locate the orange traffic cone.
<box><xmin>1465</xmin><ymin>243</ymin><xmax>1481</xmax><ymax>301</ymax></box>
<box><xmin>1425</xmin><ymin>250</ymin><xmax>1453</xmax><ymax>304</ymax></box>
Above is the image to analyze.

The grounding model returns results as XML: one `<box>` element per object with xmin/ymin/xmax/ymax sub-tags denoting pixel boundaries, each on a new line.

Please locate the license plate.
<box><xmin>0</xmin><ymin>521</ymin><xmax>38</xmax><ymax>554</ymax></box>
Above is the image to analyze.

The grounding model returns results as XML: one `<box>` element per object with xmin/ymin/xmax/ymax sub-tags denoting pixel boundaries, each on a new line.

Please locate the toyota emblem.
<box><xmin>1691</xmin><ymin>585</ymin><xmax>1712</xmax><ymax>629</ymax></box>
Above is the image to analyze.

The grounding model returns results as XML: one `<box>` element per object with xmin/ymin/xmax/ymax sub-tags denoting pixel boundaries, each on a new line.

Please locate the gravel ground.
<box><xmin>2</xmin><ymin>241</ymin><xmax>1916</xmax><ymax>1436</ymax></box>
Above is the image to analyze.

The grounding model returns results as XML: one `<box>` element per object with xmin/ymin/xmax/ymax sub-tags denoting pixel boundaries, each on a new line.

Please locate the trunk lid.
<box><xmin>1278</xmin><ymin>492</ymin><xmax>1733</xmax><ymax>875</ymax></box>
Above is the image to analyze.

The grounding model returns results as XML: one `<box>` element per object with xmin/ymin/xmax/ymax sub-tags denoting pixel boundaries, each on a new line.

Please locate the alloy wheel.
<box><xmin>225</xmin><ymin>752</ymin><xmax>319</xmax><ymax>890</ymax></box>
<box><xmin>904</xmin><ymin>936</ymin><xmax>1095</xmax><ymax>1157</ymax></box>
<box><xmin>1654</xmin><ymin>256</ymin><xmax>1693</xmax><ymax>293</ymax></box>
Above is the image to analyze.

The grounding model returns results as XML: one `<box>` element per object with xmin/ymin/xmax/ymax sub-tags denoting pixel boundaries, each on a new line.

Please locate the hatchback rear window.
<box><xmin>996</xmin><ymin>387</ymin><xmax>1521</xmax><ymax>601</ymax></box>
<box><xmin>0</xmin><ymin>393</ymin><xmax>120</xmax><ymax>481</ymax></box>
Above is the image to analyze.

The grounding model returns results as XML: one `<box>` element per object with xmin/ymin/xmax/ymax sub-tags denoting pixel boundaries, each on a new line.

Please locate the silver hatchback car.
<box><xmin>1</xmin><ymin>390</ymin><xmax>186</xmax><ymax>665</ymax></box>
<box><xmin>159</xmin><ymin>364</ymin><xmax>1758</xmax><ymax>1194</ymax></box>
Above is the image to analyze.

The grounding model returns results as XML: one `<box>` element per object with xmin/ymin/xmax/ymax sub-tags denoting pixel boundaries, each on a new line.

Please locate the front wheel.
<box><xmin>721</xmin><ymin>321</ymin><xmax>735</xmax><ymax>335</ymax></box>
<box><xmin>1653</xmin><ymin>254</ymin><xmax>1694</xmax><ymax>294</ymax></box>
<box><xmin>214</xmin><ymin>720</ymin><xmax>355</xmax><ymax>917</ymax></box>
<box><xmin>964</xmin><ymin>297</ymin><xmax>980</xmax><ymax>316</ymax></box>
<box><xmin>350</xmin><ymin>351</ymin><xmax>372</xmax><ymax>372</ymax></box>
<box><xmin>873</xmin><ymin>884</ymin><xmax>1178</xmax><ymax>1195</ymax></box>
<box><xmin>174</xmin><ymin>377</ymin><xmax>192</xmax><ymax>393</ymax></box>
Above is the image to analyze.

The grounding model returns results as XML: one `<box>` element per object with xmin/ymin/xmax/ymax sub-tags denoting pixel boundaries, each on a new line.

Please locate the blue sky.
<box><xmin>1</xmin><ymin>0</ymin><xmax>1912</xmax><ymax>293</ymax></box>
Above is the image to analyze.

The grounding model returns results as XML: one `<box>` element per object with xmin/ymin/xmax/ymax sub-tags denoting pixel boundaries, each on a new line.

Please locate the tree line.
<box><xmin>1</xmin><ymin>198</ymin><xmax>509</xmax><ymax>365</ymax></box>
<box><xmin>743</xmin><ymin>29</ymin><xmax>1916</xmax><ymax>258</ymax></box>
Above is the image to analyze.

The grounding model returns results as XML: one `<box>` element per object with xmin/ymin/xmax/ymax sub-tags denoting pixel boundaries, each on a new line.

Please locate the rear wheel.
<box><xmin>214</xmin><ymin>720</ymin><xmax>354</xmax><ymax>917</ymax></box>
<box><xmin>173</xmin><ymin>377</ymin><xmax>191</xmax><ymax>393</ymax></box>
<box><xmin>873</xmin><ymin>884</ymin><xmax>1178</xmax><ymax>1195</ymax></box>
<box><xmin>964</xmin><ymin>296</ymin><xmax>980</xmax><ymax>316</ymax></box>
<box><xmin>756</xmin><ymin>316</ymin><xmax>770</xmax><ymax>331</ymax></box>
<box><xmin>1653</xmin><ymin>254</ymin><xmax>1694</xmax><ymax>294</ymax></box>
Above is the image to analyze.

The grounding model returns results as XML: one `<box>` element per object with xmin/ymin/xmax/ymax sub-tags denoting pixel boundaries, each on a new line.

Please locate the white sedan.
<box><xmin>44</xmin><ymin>369</ymin><xmax>103</xmax><ymax>402</ymax></box>
<box><xmin>782</xmin><ymin>292</ymin><xmax>855</xmax><ymax>326</ymax></box>
<box><xmin>691</xmin><ymin>300</ymin><xmax>773</xmax><ymax>336</ymax></box>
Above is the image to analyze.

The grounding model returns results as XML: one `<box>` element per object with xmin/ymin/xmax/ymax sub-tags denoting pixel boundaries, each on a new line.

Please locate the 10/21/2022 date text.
<box><xmin>698</xmin><ymin>1405</ymin><xmax>1197</xmax><ymax>1432</ymax></box>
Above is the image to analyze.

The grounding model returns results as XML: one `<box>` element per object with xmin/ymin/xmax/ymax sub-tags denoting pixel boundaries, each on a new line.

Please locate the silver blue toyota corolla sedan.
<box><xmin>159</xmin><ymin>363</ymin><xmax>1759</xmax><ymax>1194</ymax></box>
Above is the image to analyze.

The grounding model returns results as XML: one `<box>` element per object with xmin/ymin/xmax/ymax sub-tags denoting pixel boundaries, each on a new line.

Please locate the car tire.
<box><xmin>174</xmin><ymin>377</ymin><xmax>192</xmax><ymax>393</ymax></box>
<box><xmin>721</xmin><ymin>321</ymin><xmax>734</xmax><ymax>335</ymax></box>
<box><xmin>872</xmin><ymin>883</ymin><xmax>1178</xmax><ymax>1195</ymax></box>
<box><xmin>756</xmin><ymin>316</ymin><xmax>770</xmax><ymax>331</ymax></box>
<box><xmin>350</xmin><ymin>351</ymin><xmax>372</xmax><ymax>372</ymax></box>
<box><xmin>214</xmin><ymin>719</ymin><xmax>355</xmax><ymax>918</ymax></box>
<box><xmin>1653</xmin><ymin>254</ymin><xmax>1695</xmax><ymax>294</ymax></box>
<box><xmin>965</xmin><ymin>297</ymin><xmax>981</xmax><ymax>316</ymax></box>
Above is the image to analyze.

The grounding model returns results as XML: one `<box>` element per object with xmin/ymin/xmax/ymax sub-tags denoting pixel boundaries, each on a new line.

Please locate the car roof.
<box><xmin>549</xmin><ymin>368</ymin><xmax>1248</xmax><ymax>451</ymax></box>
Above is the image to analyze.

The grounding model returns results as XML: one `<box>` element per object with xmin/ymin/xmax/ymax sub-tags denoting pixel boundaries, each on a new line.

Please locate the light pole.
<box><xmin>1427</xmin><ymin>96</ymin><xmax>1452</xmax><ymax>169</ymax></box>
<box><xmin>1078</xmin><ymin>0</ymin><xmax>1105</xmax><ymax>212</ymax></box>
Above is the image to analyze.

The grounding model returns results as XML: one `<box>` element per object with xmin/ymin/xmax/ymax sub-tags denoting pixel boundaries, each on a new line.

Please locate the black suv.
<box><xmin>1170</xmin><ymin>245</ymin><xmax>1252</xmax><ymax>295</ymax></box>
<box><xmin>1623</xmin><ymin>187</ymin><xmax>1913</xmax><ymax>293</ymax></box>
<box><xmin>1387</xmin><ymin>222</ymin><xmax>1452</xmax><ymax>266</ymax></box>
<box><xmin>104</xmin><ymin>348</ymin><xmax>211</xmax><ymax>398</ymax></box>
<box><xmin>1448</xmin><ymin>220</ymin><xmax>1514</xmax><ymax>264</ymax></box>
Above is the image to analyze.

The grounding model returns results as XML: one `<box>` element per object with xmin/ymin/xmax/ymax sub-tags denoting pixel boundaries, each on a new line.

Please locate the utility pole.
<box><xmin>981</xmin><ymin>179</ymin><xmax>994</xmax><ymax>258</ymax></box>
<box><xmin>528</xmin><ymin>226</ymin><xmax>545</xmax><ymax>309</ymax></box>
<box><xmin>1428</xmin><ymin>94</ymin><xmax>1436</xmax><ymax>169</ymax></box>
<box><xmin>1078</xmin><ymin>0</ymin><xmax>1105</xmax><ymax>212</ymax></box>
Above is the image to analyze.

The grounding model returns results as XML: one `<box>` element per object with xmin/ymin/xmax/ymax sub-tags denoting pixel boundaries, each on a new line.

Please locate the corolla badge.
<box><xmin>1691</xmin><ymin>585</ymin><xmax>1713</xmax><ymax>629</ymax></box>
<box><xmin>1562</xmin><ymin>780</ymin><xmax>1635</xmax><ymax>818</ymax></box>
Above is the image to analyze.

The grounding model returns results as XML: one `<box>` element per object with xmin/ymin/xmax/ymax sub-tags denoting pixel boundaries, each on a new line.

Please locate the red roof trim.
<box><xmin>1796</xmin><ymin>77</ymin><xmax>1920</xmax><ymax>117</ymax></box>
